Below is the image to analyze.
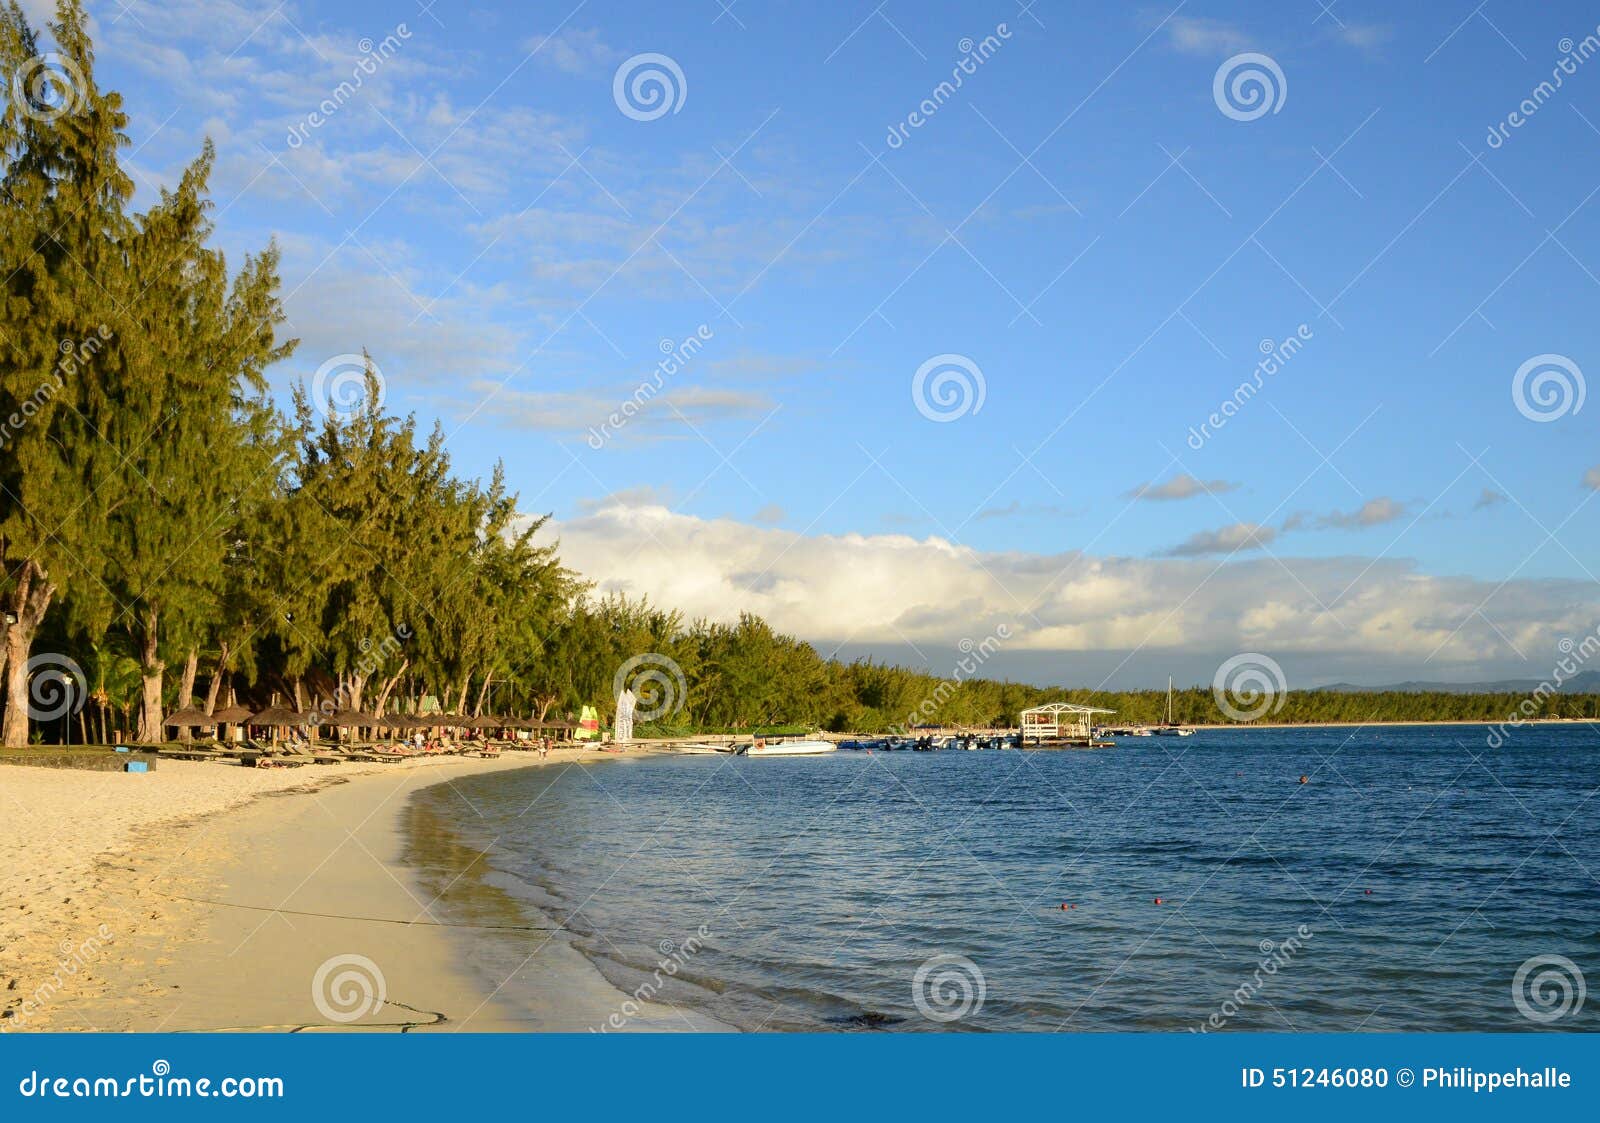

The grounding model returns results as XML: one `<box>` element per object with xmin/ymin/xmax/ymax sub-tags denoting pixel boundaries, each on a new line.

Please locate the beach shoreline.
<box><xmin>2</xmin><ymin>747</ymin><xmax>729</xmax><ymax>1032</ymax></box>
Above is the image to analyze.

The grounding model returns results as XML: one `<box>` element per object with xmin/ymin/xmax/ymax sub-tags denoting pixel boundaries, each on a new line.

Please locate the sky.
<box><xmin>44</xmin><ymin>0</ymin><xmax>1600</xmax><ymax>689</ymax></box>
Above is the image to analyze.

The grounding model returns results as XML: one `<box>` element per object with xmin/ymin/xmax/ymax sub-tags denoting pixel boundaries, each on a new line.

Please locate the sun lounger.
<box><xmin>157</xmin><ymin>742</ymin><xmax>229</xmax><ymax>762</ymax></box>
<box><xmin>288</xmin><ymin>740</ymin><xmax>345</xmax><ymax>766</ymax></box>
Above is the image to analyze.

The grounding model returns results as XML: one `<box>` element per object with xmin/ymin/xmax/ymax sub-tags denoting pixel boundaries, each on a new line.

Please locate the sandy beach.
<box><xmin>1</xmin><ymin>748</ymin><xmax>728</xmax><ymax>1032</ymax></box>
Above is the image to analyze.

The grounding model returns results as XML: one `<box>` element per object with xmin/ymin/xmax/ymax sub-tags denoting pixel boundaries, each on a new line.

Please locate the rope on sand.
<box><xmin>164</xmin><ymin>894</ymin><xmax>560</xmax><ymax>931</ymax></box>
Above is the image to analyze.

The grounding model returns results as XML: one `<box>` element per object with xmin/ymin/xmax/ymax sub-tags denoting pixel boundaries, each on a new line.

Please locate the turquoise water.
<box><xmin>410</xmin><ymin>725</ymin><xmax>1599</xmax><ymax>1031</ymax></box>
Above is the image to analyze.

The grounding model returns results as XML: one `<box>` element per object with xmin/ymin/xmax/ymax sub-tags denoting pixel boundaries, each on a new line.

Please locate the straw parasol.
<box><xmin>325</xmin><ymin>709</ymin><xmax>380</xmax><ymax>727</ymax></box>
<box><xmin>164</xmin><ymin>707</ymin><xmax>215</xmax><ymax>728</ymax></box>
<box><xmin>210</xmin><ymin>704</ymin><xmax>253</xmax><ymax>723</ymax></box>
<box><xmin>248</xmin><ymin>705</ymin><xmax>308</xmax><ymax>726</ymax></box>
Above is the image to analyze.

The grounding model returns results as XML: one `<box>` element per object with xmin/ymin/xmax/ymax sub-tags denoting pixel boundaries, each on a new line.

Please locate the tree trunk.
<box><xmin>292</xmin><ymin>678</ymin><xmax>304</xmax><ymax>711</ymax></box>
<box><xmin>136</xmin><ymin>607</ymin><xmax>165</xmax><ymax>743</ymax></box>
<box><xmin>473</xmin><ymin>673</ymin><xmax>492</xmax><ymax>718</ymax></box>
<box><xmin>176</xmin><ymin>647</ymin><xmax>198</xmax><ymax>741</ymax></box>
<box><xmin>453</xmin><ymin>676</ymin><xmax>469</xmax><ymax>716</ymax></box>
<box><xmin>349</xmin><ymin>674</ymin><xmax>366</xmax><ymax>713</ymax></box>
<box><xmin>372</xmin><ymin>660</ymin><xmax>407</xmax><ymax>718</ymax></box>
<box><xmin>202</xmin><ymin>641</ymin><xmax>230</xmax><ymax>716</ymax></box>
<box><xmin>2</xmin><ymin>560</ymin><xmax>58</xmax><ymax>747</ymax></box>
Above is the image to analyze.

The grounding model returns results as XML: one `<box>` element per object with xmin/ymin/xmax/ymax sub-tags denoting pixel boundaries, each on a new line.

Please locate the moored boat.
<box><xmin>743</xmin><ymin>738</ymin><xmax>838</xmax><ymax>756</ymax></box>
<box><xmin>1155</xmin><ymin>676</ymin><xmax>1195</xmax><ymax>736</ymax></box>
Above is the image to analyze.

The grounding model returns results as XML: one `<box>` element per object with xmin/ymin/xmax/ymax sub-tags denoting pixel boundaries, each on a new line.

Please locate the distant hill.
<box><xmin>1315</xmin><ymin>670</ymin><xmax>1600</xmax><ymax>694</ymax></box>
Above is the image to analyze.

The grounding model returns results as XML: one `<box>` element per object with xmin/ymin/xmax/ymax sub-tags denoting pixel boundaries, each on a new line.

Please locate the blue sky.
<box><xmin>61</xmin><ymin>0</ymin><xmax>1600</xmax><ymax>687</ymax></box>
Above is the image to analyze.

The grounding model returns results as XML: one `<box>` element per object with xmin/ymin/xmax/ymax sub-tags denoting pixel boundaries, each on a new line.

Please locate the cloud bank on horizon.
<box><xmin>546</xmin><ymin>496</ymin><xmax>1600</xmax><ymax>688</ymax></box>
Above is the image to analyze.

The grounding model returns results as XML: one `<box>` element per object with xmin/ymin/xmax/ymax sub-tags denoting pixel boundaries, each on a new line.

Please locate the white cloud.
<box><xmin>523</xmin><ymin>28</ymin><xmax>619</xmax><ymax>75</ymax></box>
<box><xmin>540</xmin><ymin>502</ymin><xmax>1600</xmax><ymax>674</ymax></box>
<box><xmin>1163</xmin><ymin>17</ymin><xmax>1254</xmax><ymax>55</ymax></box>
<box><xmin>1161</xmin><ymin>521</ymin><xmax>1277</xmax><ymax>557</ymax></box>
<box><xmin>1127</xmin><ymin>473</ymin><xmax>1238</xmax><ymax>501</ymax></box>
<box><xmin>275</xmin><ymin>245</ymin><xmax>524</xmax><ymax>390</ymax></box>
<box><xmin>461</xmin><ymin>380</ymin><xmax>775</xmax><ymax>442</ymax></box>
<box><xmin>1584</xmin><ymin>466</ymin><xmax>1600</xmax><ymax>491</ymax></box>
<box><xmin>1334</xmin><ymin>23</ymin><xmax>1392</xmax><ymax>52</ymax></box>
<box><xmin>1316</xmin><ymin>497</ymin><xmax>1408</xmax><ymax>529</ymax></box>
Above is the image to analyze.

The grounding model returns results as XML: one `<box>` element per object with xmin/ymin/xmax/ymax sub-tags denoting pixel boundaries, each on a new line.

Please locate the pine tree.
<box><xmin>0</xmin><ymin>0</ymin><xmax>132</xmax><ymax>745</ymax></box>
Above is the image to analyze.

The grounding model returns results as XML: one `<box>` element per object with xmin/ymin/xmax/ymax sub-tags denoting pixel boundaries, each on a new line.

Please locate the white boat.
<box><xmin>1154</xmin><ymin>676</ymin><xmax>1195</xmax><ymax>736</ymax></box>
<box><xmin>743</xmin><ymin>738</ymin><xmax>837</xmax><ymax>756</ymax></box>
<box><xmin>672</xmin><ymin>742</ymin><xmax>731</xmax><ymax>755</ymax></box>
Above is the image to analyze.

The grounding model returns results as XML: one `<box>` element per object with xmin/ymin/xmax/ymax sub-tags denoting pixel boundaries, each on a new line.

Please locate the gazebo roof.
<box><xmin>1020</xmin><ymin>702</ymin><xmax>1115</xmax><ymax>716</ymax></box>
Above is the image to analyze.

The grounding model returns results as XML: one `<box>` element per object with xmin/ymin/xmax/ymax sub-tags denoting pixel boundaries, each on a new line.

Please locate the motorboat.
<box><xmin>743</xmin><ymin>738</ymin><xmax>838</xmax><ymax>756</ymax></box>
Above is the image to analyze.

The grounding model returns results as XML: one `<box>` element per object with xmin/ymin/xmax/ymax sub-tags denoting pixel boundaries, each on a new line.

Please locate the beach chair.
<box><xmin>157</xmin><ymin>741</ymin><xmax>228</xmax><ymax>762</ymax></box>
<box><xmin>238</xmin><ymin>739</ymin><xmax>307</xmax><ymax>768</ymax></box>
<box><xmin>289</xmin><ymin>740</ymin><xmax>344</xmax><ymax>766</ymax></box>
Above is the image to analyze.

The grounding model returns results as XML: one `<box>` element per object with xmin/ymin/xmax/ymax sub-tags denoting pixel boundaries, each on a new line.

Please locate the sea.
<box><xmin>403</xmin><ymin>724</ymin><xmax>1599</xmax><ymax>1031</ymax></box>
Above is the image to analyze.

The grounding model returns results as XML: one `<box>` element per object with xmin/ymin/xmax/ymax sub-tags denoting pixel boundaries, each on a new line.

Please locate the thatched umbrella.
<box><xmin>326</xmin><ymin>709</ymin><xmax>379</xmax><ymax>727</ymax></box>
<box><xmin>164</xmin><ymin>707</ymin><xmax>215</xmax><ymax>728</ymax></box>
<box><xmin>248</xmin><ymin>706</ymin><xmax>310</xmax><ymax>746</ymax></box>
<box><xmin>249</xmin><ymin>705</ymin><xmax>306</xmax><ymax>725</ymax></box>
<box><xmin>208</xmin><ymin>703</ymin><xmax>253</xmax><ymax>745</ymax></box>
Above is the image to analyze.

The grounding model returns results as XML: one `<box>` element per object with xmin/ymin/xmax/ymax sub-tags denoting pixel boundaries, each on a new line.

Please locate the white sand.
<box><xmin>1</xmin><ymin>748</ymin><xmax>728</xmax><ymax>1031</ymax></box>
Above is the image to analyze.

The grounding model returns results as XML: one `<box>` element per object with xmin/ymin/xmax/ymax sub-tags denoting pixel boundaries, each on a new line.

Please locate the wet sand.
<box><xmin>4</xmin><ymin>748</ymin><xmax>729</xmax><ymax>1032</ymax></box>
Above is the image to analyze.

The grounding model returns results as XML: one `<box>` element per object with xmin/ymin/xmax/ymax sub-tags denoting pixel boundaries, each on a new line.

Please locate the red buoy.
<box><xmin>1153</xmin><ymin>897</ymin><xmax>1164</xmax><ymax>905</ymax></box>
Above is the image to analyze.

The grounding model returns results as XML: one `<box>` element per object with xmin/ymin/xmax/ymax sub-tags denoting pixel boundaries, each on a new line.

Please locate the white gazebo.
<box><xmin>1019</xmin><ymin>702</ymin><xmax>1115</xmax><ymax>744</ymax></box>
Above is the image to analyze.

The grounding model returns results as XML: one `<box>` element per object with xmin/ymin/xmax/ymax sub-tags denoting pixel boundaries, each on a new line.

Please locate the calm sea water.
<box><xmin>407</xmin><ymin>726</ymin><xmax>1599</xmax><ymax>1031</ymax></box>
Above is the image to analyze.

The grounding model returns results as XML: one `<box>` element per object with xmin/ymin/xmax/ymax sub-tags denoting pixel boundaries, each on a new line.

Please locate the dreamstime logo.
<box><xmin>0</xmin><ymin>325</ymin><xmax>112</xmax><ymax>452</ymax></box>
<box><xmin>912</xmin><ymin>354</ymin><xmax>985</xmax><ymax>422</ymax></box>
<box><xmin>586</xmin><ymin>325</ymin><xmax>713</xmax><ymax>449</ymax></box>
<box><xmin>1212</xmin><ymin>653</ymin><xmax>1287</xmax><ymax>722</ymax></box>
<box><xmin>897</xmin><ymin>623</ymin><xmax>1012</xmax><ymax>733</ymax></box>
<box><xmin>1486</xmin><ymin>623</ymin><xmax>1600</xmax><ymax>748</ymax></box>
<box><xmin>285</xmin><ymin>25</ymin><xmax>411</xmax><ymax>148</ymax></box>
<box><xmin>310</xmin><ymin>353</ymin><xmax>383</xmax><ymax>421</ymax></box>
<box><xmin>613</xmin><ymin>53</ymin><xmax>686</xmax><ymax>121</ymax></box>
<box><xmin>1212</xmin><ymin>53</ymin><xmax>1287</xmax><ymax>121</ymax></box>
<box><xmin>1512</xmin><ymin>953</ymin><xmax>1586</xmax><ymax>1024</ymax></box>
<box><xmin>1194</xmin><ymin>925</ymin><xmax>1314</xmax><ymax>1032</ymax></box>
<box><xmin>311</xmin><ymin>953</ymin><xmax>387</xmax><ymax>1023</ymax></box>
<box><xmin>10</xmin><ymin>52</ymin><xmax>87</xmax><ymax>123</ymax></box>
<box><xmin>1485</xmin><ymin>29</ymin><xmax>1600</xmax><ymax>150</ymax></box>
<box><xmin>1511</xmin><ymin>354</ymin><xmax>1584</xmax><ymax>422</ymax></box>
<box><xmin>25</xmin><ymin>653</ymin><xmax>86</xmax><ymax>721</ymax></box>
<box><xmin>612</xmin><ymin>653</ymin><xmax>687</xmax><ymax>722</ymax></box>
<box><xmin>884</xmin><ymin>24</ymin><xmax>1013</xmax><ymax>149</ymax></box>
<box><xmin>593</xmin><ymin>924</ymin><xmax>712</xmax><ymax>1031</ymax></box>
<box><xmin>912</xmin><ymin>953</ymin><xmax>986</xmax><ymax>1023</ymax></box>
<box><xmin>0</xmin><ymin>923</ymin><xmax>113</xmax><ymax>1032</ymax></box>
